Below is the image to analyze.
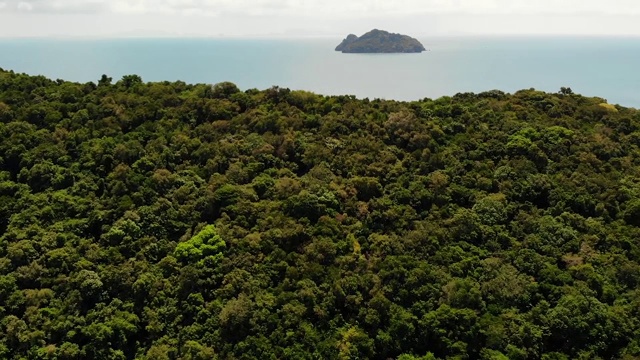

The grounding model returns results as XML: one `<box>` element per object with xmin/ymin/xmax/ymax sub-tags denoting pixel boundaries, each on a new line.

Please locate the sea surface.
<box><xmin>1</xmin><ymin>37</ymin><xmax>639</xmax><ymax>107</ymax></box>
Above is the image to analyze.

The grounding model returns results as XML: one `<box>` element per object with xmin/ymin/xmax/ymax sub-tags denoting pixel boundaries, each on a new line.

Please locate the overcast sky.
<box><xmin>1</xmin><ymin>0</ymin><xmax>640</xmax><ymax>38</ymax></box>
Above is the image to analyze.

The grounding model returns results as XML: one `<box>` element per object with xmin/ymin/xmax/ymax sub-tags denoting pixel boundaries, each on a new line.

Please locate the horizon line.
<box><xmin>2</xmin><ymin>33</ymin><xmax>640</xmax><ymax>40</ymax></box>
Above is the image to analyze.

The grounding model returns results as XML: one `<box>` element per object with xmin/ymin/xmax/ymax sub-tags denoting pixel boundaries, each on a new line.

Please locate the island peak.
<box><xmin>335</xmin><ymin>29</ymin><xmax>425</xmax><ymax>53</ymax></box>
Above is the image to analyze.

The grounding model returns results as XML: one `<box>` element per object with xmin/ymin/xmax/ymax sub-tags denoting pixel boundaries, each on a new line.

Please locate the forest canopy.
<box><xmin>1</xmin><ymin>67</ymin><xmax>640</xmax><ymax>359</ymax></box>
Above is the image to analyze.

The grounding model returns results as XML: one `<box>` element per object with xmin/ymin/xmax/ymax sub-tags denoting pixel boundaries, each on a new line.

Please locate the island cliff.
<box><xmin>335</xmin><ymin>29</ymin><xmax>426</xmax><ymax>53</ymax></box>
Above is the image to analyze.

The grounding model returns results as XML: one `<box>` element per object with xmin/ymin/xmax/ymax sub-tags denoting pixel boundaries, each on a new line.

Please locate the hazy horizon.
<box><xmin>4</xmin><ymin>32</ymin><xmax>640</xmax><ymax>40</ymax></box>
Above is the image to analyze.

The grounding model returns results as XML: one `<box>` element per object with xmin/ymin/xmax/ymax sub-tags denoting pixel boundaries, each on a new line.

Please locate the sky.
<box><xmin>0</xmin><ymin>0</ymin><xmax>640</xmax><ymax>38</ymax></box>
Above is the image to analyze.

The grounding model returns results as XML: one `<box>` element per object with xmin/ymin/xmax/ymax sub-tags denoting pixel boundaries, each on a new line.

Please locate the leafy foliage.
<box><xmin>174</xmin><ymin>225</ymin><xmax>225</xmax><ymax>264</ymax></box>
<box><xmin>1</xmin><ymin>68</ymin><xmax>640</xmax><ymax>359</ymax></box>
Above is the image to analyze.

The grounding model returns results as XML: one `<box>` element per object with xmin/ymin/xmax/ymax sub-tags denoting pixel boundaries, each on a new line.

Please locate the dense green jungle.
<box><xmin>1</xmin><ymin>68</ymin><xmax>640</xmax><ymax>359</ymax></box>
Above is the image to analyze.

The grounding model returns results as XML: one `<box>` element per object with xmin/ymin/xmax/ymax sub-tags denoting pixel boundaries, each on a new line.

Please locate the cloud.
<box><xmin>0</xmin><ymin>0</ymin><xmax>285</xmax><ymax>14</ymax></box>
<box><xmin>6</xmin><ymin>0</ymin><xmax>107</xmax><ymax>13</ymax></box>
<box><xmin>2</xmin><ymin>0</ymin><xmax>640</xmax><ymax>16</ymax></box>
<box><xmin>0</xmin><ymin>0</ymin><xmax>639</xmax><ymax>38</ymax></box>
<box><xmin>17</xmin><ymin>1</ymin><xmax>32</xmax><ymax>11</ymax></box>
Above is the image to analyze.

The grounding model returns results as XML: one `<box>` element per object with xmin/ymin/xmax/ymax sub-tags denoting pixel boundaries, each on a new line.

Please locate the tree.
<box><xmin>174</xmin><ymin>225</ymin><xmax>226</xmax><ymax>264</ymax></box>
<box><xmin>559</xmin><ymin>87</ymin><xmax>574</xmax><ymax>95</ymax></box>
<box><xmin>98</xmin><ymin>74</ymin><xmax>112</xmax><ymax>86</ymax></box>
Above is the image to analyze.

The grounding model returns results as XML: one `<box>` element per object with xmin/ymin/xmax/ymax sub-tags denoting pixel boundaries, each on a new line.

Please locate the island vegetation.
<box><xmin>1</xmin><ymin>68</ymin><xmax>640</xmax><ymax>359</ymax></box>
<box><xmin>335</xmin><ymin>29</ymin><xmax>426</xmax><ymax>53</ymax></box>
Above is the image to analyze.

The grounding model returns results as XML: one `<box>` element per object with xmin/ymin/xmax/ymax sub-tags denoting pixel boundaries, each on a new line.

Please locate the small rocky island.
<box><xmin>335</xmin><ymin>29</ymin><xmax>425</xmax><ymax>53</ymax></box>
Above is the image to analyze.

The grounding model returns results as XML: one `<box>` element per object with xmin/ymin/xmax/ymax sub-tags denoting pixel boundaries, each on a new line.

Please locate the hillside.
<box><xmin>335</xmin><ymin>29</ymin><xmax>426</xmax><ymax>53</ymax></box>
<box><xmin>1</xmin><ymin>69</ymin><xmax>640</xmax><ymax>359</ymax></box>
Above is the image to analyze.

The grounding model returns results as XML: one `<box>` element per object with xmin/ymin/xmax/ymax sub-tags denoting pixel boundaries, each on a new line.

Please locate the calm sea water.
<box><xmin>1</xmin><ymin>37</ymin><xmax>639</xmax><ymax>107</ymax></box>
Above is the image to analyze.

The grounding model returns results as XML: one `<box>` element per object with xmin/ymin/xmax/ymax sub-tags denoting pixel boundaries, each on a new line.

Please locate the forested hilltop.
<box><xmin>1</xmin><ymin>68</ymin><xmax>640</xmax><ymax>360</ymax></box>
<box><xmin>335</xmin><ymin>29</ymin><xmax>426</xmax><ymax>53</ymax></box>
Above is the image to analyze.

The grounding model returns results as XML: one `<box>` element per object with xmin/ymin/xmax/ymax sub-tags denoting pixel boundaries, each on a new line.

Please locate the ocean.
<box><xmin>1</xmin><ymin>36</ymin><xmax>639</xmax><ymax>107</ymax></box>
